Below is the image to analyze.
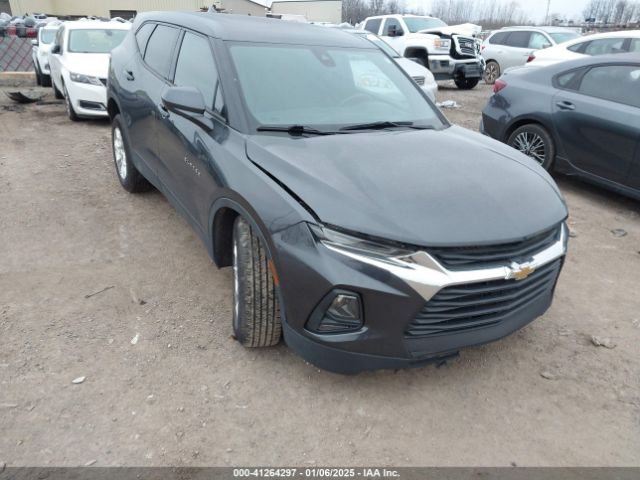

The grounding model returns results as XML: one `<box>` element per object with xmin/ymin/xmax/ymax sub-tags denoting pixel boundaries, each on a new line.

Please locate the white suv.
<box><xmin>31</xmin><ymin>22</ymin><xmax>61</xmax><ymax>87</ymax></box>
<box><xmin>49</xmin><ymin>21</ymin><xmax>131</xmax><ymax>120</ymax></box>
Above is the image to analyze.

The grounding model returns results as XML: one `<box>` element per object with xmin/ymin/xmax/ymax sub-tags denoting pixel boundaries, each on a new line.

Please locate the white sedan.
<box><xmin>31</xmin><ymin>21</ymin><xmax>61</xmax><ymax>87</ymax></box>
<box><xmin>48</xmin><ymin>20</ymin><xmax>131</xmax><ymax>120</ymax></box>
<box><xmin>526</xmin><ymin>30</ymin><xmax>640</xmax><ymax>67</ymax></box>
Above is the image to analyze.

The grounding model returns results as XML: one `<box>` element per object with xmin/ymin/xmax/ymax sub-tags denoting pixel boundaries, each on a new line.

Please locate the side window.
<box><xmin>144</xmin><ymin>25</ymin><xmax>179</xmax><ymax>79</ymax></box>
<box><xmin>135</xmin><ymin>23</ymin><xmax>156</xmax><ymax>56</ymax></box>
<box><xmin>364</xmin><ymin>18</ymin><xmax>382</xmax><ymax>34</ymax></box>
<box><xmin>630</xmin><ymin>38</ymin><xmax>640</xmax><ymax>52</ymax></box>
<box><xmin>488</xmin><ymin>31</ymin><xmax>509</xmax><ymax>45</ymax></box>
<box><xmin>578</xmin><ymin>65</ymin><xmax>640</xmax><ymax>108</ymax></box>
<box><xmin>567</xmin><ymin>41</ymin><xmax>587</xmax><ymax>53</ymax></box>
<box><xmin>584</xmin><ymin>38</ymin><xmax>626</xmax><ymax>55</ymax></box>
<box><xmin>528</xmin><ymin>32</ymin><xmax>549</xmax><ymax>49</ymax></box>
<box><xmin>383</xmin><ymin>18</ymin><xmax>404</xmax><ymax>36</ymax></box>
<box><xmin>505</xmin><ymin>31</ymin><xmax>532</xmax><ymax>48</ymax></box>
<box><xmin>555</xmin><ymin>68</ymin><xmax>583</xmax><ymax>89</ymax></box>
<box><xmin>174</xmin><ymin>32</ymin><xmax>224</xmax><ymax>116</ymax></box>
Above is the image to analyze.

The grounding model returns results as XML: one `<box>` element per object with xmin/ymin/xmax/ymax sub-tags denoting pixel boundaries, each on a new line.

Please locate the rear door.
<box><xmin>552</xmin><ymin>63</ymin><xmax>640</xmax><ymax>185</ymax></box>
<box><xmin>156</xmin><ymin>30</ymin><xmax>228</xmax><ymax>231</ymax></box>
<box><xmin>127</xmin><ymin>23</ymin><xmax>180</xmax><ymax>177</ymax></box>
<box><xmin>499</xmin><ymin>31</ymin><xmax>533</xmax><ymax>70</ymax></box>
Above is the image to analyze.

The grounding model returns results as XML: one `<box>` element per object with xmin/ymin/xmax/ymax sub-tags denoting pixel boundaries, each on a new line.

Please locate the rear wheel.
<box><xmin>232</xmin><ymin>216</ymin><xmax>282</xmax><ymax>348</ymax></box>
<box><xmin>483</xmin><ymin>60</ymin><xmax>500</xmax><ymax>85</ymax></box>
<box><xmin>111</xmin><ymin>114</ymin><xmax>152</xmax><ymax>193</ymax></box>
<box><xmin>507</xmin><ymin>124</ymin><xmax>555</xmax><ymax>171</ymax></box>
<box><xmin>454</xmin><ymin>77</ymin><xmax>480</xmax><ymax>90</ymax></box>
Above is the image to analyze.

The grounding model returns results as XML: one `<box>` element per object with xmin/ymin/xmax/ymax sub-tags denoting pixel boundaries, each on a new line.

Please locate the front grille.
<box><xmin>412</xmin><ymin>76</ymin><xmax>425</xmax><ymax>86</ymax></box>
<box><xmin>405</xmin><ymin>258</ymin><xmax>562</xmax><ymax>338</ymax></box>
<box><xmin>428</xmin><ymin>226</ymin><xmax>561</xmax><ymax>270</ymax></box>
<box><xmin>453</xmin><ymin>35</ymin><xmax>477</xmax><ymax>57</ymax></box>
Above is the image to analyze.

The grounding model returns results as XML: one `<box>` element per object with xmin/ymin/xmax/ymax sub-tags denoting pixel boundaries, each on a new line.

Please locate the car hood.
<box><xmin>418</xmin><ymin>23</ymin><xmax>481</xmax><ymax>37</ymax></box>
<box><xmin>62</xmin><ymin>52</ymin><xmax>111</xmax><ymax>78</ymax></box>
<box><xmin>245</xmin><ymin>126</ymin><xmax>567</xmax><ymax>247</ymax></box>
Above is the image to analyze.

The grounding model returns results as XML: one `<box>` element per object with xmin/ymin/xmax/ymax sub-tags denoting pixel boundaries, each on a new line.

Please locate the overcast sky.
<box><xmin>409</xmin><ymin>0</ymin><xmax>592</xmax><ymax>22</ymax></box>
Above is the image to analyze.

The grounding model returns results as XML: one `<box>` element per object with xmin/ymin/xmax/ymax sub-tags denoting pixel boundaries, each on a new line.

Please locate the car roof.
<box><xmin>564</xmin><ymin>29</ymin><xmax>640</xmax><ymax>43</ymax></box>
<box><xmin>500</xmin><ymin>25</ymin><xmax>578</xmax><ymax>33</ymax></box>
<box><xmin>62</xmin><ymin>20</ymin><xmax>132</xmax><ymax>30</ymax></box>
<box><xmin>516</xmin><ymin>52</ymin><xmax>640</xmax><ymax>78</ymax></box>
<box><xmin>135</xmin><ymin>11</ymin><xmax>373</xmax><ymax>48</ymax></box>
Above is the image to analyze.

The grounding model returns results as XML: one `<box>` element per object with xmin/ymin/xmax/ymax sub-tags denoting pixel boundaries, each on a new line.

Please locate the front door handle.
<box><xmin>124</xmin><ymin>69</ymin><xmax>135</xmax><ymax>81</ymax></box>
<box><xmin>556</xmin><ymin>101</ymin><xmax>575</xmax><ymax>111</ymax></box>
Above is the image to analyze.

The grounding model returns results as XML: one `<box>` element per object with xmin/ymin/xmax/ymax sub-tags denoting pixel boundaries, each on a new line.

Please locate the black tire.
<box><xmin>63</xmin><ymin>85</ymin><xmax>80</xmax><ymax>121</ymax></box>
<box><xmin>34</xmin><ymin>65</ymin><xmax>42</xmax><ymax>86</ymax></box>
<box><xmin>232</xmin><ymin>216</ymin><xmax>282</xmax><ymax>348</ymax></box>
<box><xmin>52</xmin><ymin>80</ymin><xmax>63</xmax><ymax>99</ymax></box>
<box><xmin>111</xmin><ymin>114</ymin><xmax>152</xmax><ymax>193</ymax></box>
<box><xmin>41</xmin><ymin>73</ymin><xmax>52</xmax><ymax>87</ymax></box>
<box><xmin>507</xmin><ymin>124</ymin><xmax>556</xmax><ymax>171</ymax></box>
<box><xmin>483</xmin><ymin>60</ymin><xmax>500</xmax><ymax>85</ymax></box>
<box><xmin>454</xmin><ymin>77</ymin><xmax>480</xmax><ymax>90</ymax></box>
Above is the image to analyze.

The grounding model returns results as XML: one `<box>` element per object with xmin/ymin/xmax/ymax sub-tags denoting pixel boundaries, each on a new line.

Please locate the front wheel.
<box><xmin>454</xmin><ymin>77</ymin><xmax>480</xmax><ymax>90</ymax></box>
<box><xmin>52</xmin><ymin>79</ymin><xmax>63</xmax><ymax>99</ymax></box>
<box><xmin>232</xmin><ymin>216</ymin><xmax>282</xmax><ymax>348</ymax></box>
<box><xmin>63</xmin><ymin>85</ymin><xmax>79</xmax><ymax>122</ymax></box>
<box><xmin>507</xmin><ymin>124</ymin><xmax>555</xmax><ymax>171</ymax></box>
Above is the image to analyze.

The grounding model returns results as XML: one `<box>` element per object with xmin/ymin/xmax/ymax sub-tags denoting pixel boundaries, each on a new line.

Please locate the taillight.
<box><xmin>527</xmin><ymin>54</ymin><xmax>535</xmax><ymax>63</ymax></box>
<box><xmin>493</xmin><ymin>79</ymin><xmax>507</xmax><ymax>94</ymax></box>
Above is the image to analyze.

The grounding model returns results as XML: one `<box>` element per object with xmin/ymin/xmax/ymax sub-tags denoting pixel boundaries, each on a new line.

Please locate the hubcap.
<box><xmin>232</xmin><ymin>239</ymin><xmax>239</xmax><ymax>330</ymax></box>
<box><xmin>485</xmin><ymin>63</ymin><xmax>498</xmax><ymax>83</ymax></box>
<box><xmin>513</xmin><ymin>131</ymin><xmax>546</xmax><ymax>165</ymax></box>
<box><xmin>64</xmin><ymin>90</ymin><xmax>71</xmax><ymax>115</ymax></box>
<box><xmin>113</xmin><ymin>127</ymin><xmax>127</xmax><ymax>179</ymax></box>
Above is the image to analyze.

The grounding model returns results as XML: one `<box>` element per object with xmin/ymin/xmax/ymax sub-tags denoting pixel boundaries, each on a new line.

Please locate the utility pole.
<box><xmin>544</xmin><ymin>0</ymin><xmax>551</xmax><ymax>24</ymax></box>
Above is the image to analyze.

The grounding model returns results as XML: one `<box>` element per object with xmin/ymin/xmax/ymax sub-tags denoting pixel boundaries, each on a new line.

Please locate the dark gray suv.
<box><xmin>107</xmin><ymin>12</ymin><xmax>568</xmax><ymax>373</ymax></box>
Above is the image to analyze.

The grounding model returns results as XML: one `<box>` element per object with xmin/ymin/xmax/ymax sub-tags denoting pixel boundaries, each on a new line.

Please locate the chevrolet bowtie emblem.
<box><xmin>509</xmin><ymin>263</ymin><xmax>535</xmax><ymax>281</ymax></box>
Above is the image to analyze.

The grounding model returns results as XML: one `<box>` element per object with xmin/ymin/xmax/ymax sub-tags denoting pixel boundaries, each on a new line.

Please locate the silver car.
<box><xmin>481</xmin><ymin>26</ymin><xmax>581</xmax><ymax>84</ymax></box>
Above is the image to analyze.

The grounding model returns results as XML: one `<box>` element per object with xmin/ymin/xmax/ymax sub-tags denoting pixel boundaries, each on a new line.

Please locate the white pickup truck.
<box><xmin>360</xmin><ymin>14</ymin><xmax>485</xmax><ymax>89</ymax></box>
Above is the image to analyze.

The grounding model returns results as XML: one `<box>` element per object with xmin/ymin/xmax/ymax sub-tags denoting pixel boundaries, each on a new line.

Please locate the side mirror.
<box><xmin>542</xmin><ymin>43</ymin><xmax>552</xmax><ymax>49</ymax></box>
<box><xmin>31</xmin><ymin>39</ymin><xmax>38</xmax><ymax>46</ymax></box>
<box><xmin>387</xmin><ymin>26</ymin><xmax>402</xmax><ymax>37</ymax></box>
<box><xmin>51</xmin><ymin>44</ymin><xmax>60</xmax><ymax>54</ymax></box>
<box><xmin>162</xmin><ymin>86</ymin><xmax>206</xmax><ymax>115</ymax></box>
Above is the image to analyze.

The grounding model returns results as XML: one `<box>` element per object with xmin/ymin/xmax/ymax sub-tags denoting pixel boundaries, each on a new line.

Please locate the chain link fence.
<box><xmin>0</xmin><ymin>35</ymin><xmax>35</xmax><ymax>72</ymax></box>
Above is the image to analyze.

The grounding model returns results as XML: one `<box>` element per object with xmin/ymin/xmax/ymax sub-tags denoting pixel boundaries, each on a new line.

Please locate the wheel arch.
<box><xmin>404</xmin><ymin>47</ymin><xmax>429</xmax><ymax>66</ymax></box>
<box><xmin>107</xmin><ymin>96</ymin><xmax>121</xmax><ymax>122</ymax></box>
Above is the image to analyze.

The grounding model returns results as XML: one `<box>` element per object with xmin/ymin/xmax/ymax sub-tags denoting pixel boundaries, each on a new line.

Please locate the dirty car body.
<box><xmin>108</xmin><ymin>13</ymin><xmax>568</xmax><ymax>373</ymax></box>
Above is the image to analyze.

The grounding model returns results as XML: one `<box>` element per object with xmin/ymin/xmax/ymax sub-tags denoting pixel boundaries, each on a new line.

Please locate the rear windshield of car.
<box><xmin>68</xmin><ymin>29</ymin><xmax>128</xmax><ymax>53</ymax></box>
<box><xmin>228</xmin><ymin>43</ymin><xmax>444</xmax><ymax>131</ymax></box>
<box><xmin>404</xmin><ymin>17</ymin><xmax>447</xmax><ymax>33</ymax></box>
<box><xmin>549</xmin><ymin>32</ymin><xmax>580</xmax><ymax>44</ymax></box>
<box><xmin>40</xmin><ymin>29</ymin><xmax>57</xmax><ymax>44</ymax></box>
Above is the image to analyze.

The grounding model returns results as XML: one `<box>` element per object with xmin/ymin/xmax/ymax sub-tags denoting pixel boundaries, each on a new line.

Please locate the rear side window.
<box><xmin>505</xmin><ymin>31</ymin><xmax>532</xmax><ymax>48</ymax></box>
<box><xmin>555</xmin><ymin>69</ymin><xmax>582</xmax><ymax>89</ymax></box>
<box><xmin>488</xmin><ymin>31</ymin><xmax>509</xmax><ymax>45</ymax></box>
<box><xmin>144</xmin><ymin>25</ymin><xmax>179</xmax><ymax>79</ymax></box>
<box><xmin>135</xmin><ymin>23</ymin><xmax>155</xmax><ymax>55</ymax></box>
<box><xmin>364</xmin><ymin>18</ymin><xmax>382</xmax><ymax>34</ymax></box>
<box><xmin>584</xmin><ymin>38</ymin><xmax>626</xmax><ymax>55</ymax></box>
<box><xmin>174</xmin><ymin>32</ymin><xmax>225</xmax><ymax>116</ymax></box>
<box><xmin>630</xmin><ymin>38</ymin><xmax>640</xmax><ymax>52</ymax></box>
<box><xmin>578</xmin><ymin>65</ymin><xmax>640</xmax><ymax>108</ymax></box>
<box><xmin>567</xmin><ymin>41</ymin><xmax>587</xmax><ymax>53</ymax></box>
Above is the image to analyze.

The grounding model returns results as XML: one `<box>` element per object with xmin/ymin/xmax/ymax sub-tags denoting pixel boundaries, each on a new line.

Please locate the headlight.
<box><xmin>434</xmin><ymin>39</ymin><xmax>451</xmax><ymax>49</ymax></box>
<box><xmin>309</xmin><ymin>224</ymin><xmax>413</xmax><ymax>263</ymax></box>
<box><xmin>70</xmin><ymin>72</ymin><xmax>103</xmax><ymax>86</ymax></box>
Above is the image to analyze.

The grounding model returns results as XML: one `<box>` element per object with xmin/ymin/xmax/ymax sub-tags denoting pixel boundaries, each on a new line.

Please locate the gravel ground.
<box><xmin>0</xmin><ymin>83</ymin><xmax>639</xmax><ymax>467</ymax></box>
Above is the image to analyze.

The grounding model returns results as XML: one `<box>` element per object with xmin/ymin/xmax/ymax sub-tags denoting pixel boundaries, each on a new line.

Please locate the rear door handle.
<box><xmin>124</xmin><ymin>69</ymin><xmax>135</xmax><ymax>81</ymax></box>
<box><xmin>556</xmin><ymin>101</ymin><xmax>575</xmax><ymax>111</ymax></box>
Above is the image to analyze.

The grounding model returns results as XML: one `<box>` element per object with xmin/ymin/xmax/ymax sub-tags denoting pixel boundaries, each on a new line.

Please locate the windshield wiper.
<box><xmin>339</xmin><ymin>121</ymin><xmax>435</xmax><ymax>132</ymax></box>
<box><xmin>256</xmin><ymin>125</ymin><xmax>338</xmax><ymax>136</ymax></box>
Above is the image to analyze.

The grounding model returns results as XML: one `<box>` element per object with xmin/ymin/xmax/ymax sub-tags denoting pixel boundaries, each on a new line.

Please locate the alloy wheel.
<box><xmin>113</xmin><ymin>127</ymin><xmax>128</xmax><ymax>180</ymax></box>
<box><xmin>513</xmin><ymin>131</ymin><xmax>546</xmax><ymax>165</ymax></box>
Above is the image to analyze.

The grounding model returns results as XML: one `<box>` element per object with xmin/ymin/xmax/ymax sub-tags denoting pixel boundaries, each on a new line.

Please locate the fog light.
<box><xmin>306</xmin><ymin>290</ymin><xmax>363</xmax><ymax>334</ymax></box>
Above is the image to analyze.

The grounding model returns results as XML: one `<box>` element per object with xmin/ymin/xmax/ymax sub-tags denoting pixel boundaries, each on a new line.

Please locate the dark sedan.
<box><xmin>482</xmin><ymin>54</ymin><xmax>640</xmax><ymax>200</ymax></box>
<box><xmin>108</xmin><ymin>12</ymin><xmax>568</xmax><ymax>373</ymax></box>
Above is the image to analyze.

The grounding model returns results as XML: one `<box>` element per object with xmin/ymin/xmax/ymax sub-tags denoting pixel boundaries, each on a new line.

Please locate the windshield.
<box><xmin>68</xmin><ymin>29</ymin><xmax>128</xmax><ymax>53</ymax></box>
<box><xmin>404</xmin><ymin>17</ymin><xmax>448</xmax><ymax>33</ymax></box>
<box><xmin>228</xmin><ymin>43</ymin><xmax>443</xmax><ymax>131</ymax></box>
<box><xmin>549</xmin><ymin>32</ymin><xmax>581</xmax><ymax>43</ymax></box>
<box><xmin>364</xmin><ymin>34</ymin><xmax>401</xmax><ymax>58</ymax></box>
<box><xmin>40</xmin><ymin>29</ymin><xmax>57</xmax><ymax>44</ymax></box>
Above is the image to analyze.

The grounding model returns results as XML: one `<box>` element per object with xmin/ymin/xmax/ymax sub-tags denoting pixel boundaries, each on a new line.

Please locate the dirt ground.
<box><xmin>0</xmin><ymin>82</ymin><xmax>639</xmax><ymax>468</ymax></box>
